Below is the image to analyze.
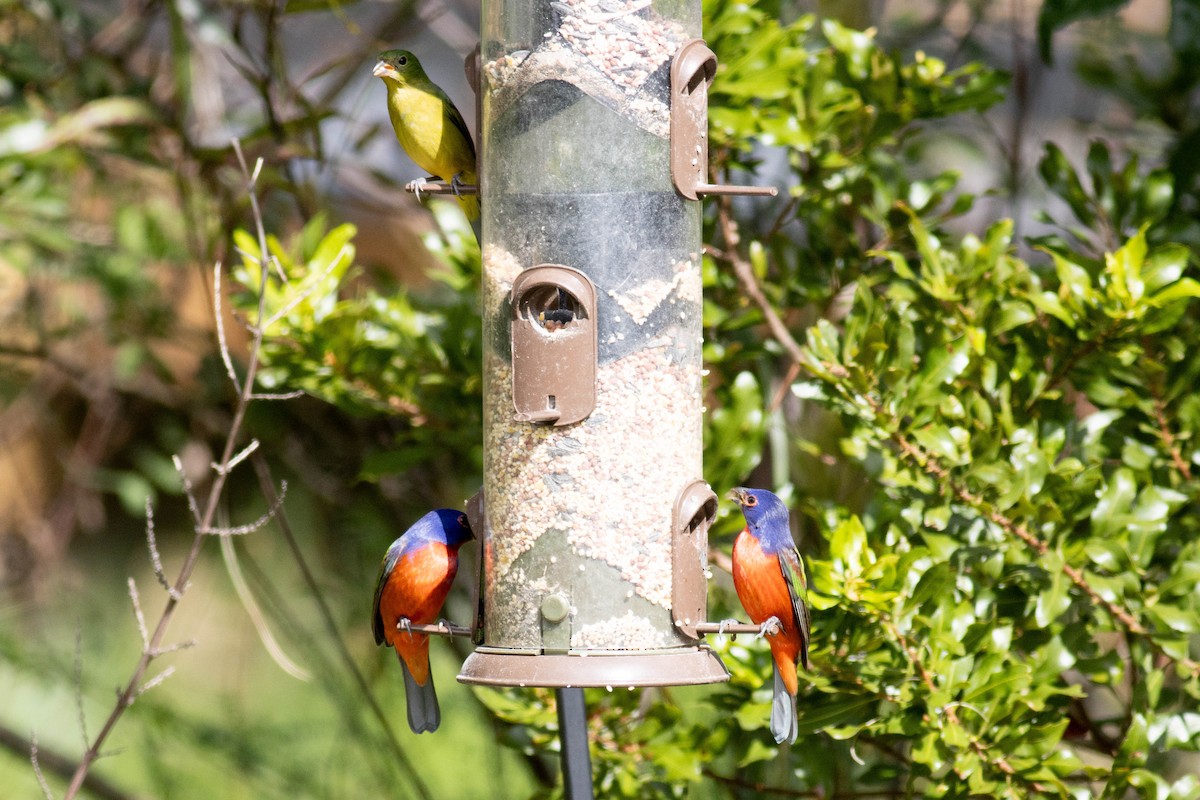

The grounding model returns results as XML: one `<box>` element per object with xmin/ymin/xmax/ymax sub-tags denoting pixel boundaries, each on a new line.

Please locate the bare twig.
<box><xmin>144</xmin><ymin>498</ymin><xmax>179</xmax><ymax>599</ymax></box>
<box><xmin>1</xmin><ymin>725</ymin><xmax>131</xmax><ymax>800</ymax></box>
<box><xmin>31</xmin><ymin>733</ymin><xmax>56</xmax><ymax>800</ymax></box>
<box><xmin>126</xmin><ymin>578</ymin><xmax>148</xmax><ymax>649</ymax></box>
<box><xmin>136</xmin><ymin>666</ymin><xmax>175</xmax><ymax>696</ymax></box>
<box><xmin>73</xmin><ymin>622</ymin><xmax>89</xmax><ymax>754</ymax></box>
<box><xmin>173</xmin><ymin>454</ymin><xmax>203</xmax><ymax>528</ymax></box>
<box><xmin>248</xmin><ymin>390</ymin><xmax>305</xmax><ymax>401</ymax></box>
<box><xmin>199</xmin><ymin>481</ymin><xmax>286</xmax><ymax>535</ymax></box>
<box><xmin>212</xmin><ymin>439</ymin><xmax>259</xmax><ymax>476</ymax></box>
<box><xmin>213</xmin><ymin>260</ymin><xmax>242</xmax><ymax>394</ymax></box>
<box><xmin>1150</xmin><ymin>384</ymin><xmax>1193</xmax><ymax>482</ymax></box>
<box><xmin>61</xmin><ymin>139</ymin><xmax>290</xmax><ymax>798</ymax></box>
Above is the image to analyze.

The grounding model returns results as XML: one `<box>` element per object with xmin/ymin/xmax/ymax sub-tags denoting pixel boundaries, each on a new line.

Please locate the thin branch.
<box><xmin>31</xmin><ymin>733</ymin><xmax>55</xmax><ymax>800</ymax></box>
<box><xmin>1150</xmin><ymin>384</ymin><xmax>1192</xmax><ymax>482</ymax></box>
<box><xmin>136</xmin><ymin>666</ymin><xmax>175</xmax><ymax>697</ymax></box>
<box><xmin>1</xmin><ymin>725</ymin><xmax>133</xmax><ymax>800</ymax></box>
<box><xmin>213</xmin><ymin>260</ymin><xmax>242</xmax><ymax>394</ymax></box>
<box><xmin>248</xmin><ymin>390</ymin><xmax>305</xmax><ymax>401</ymax></box>
<box><xmin>144</xmin><ymin>498</ymin><xmax>179</xmax><ymax>599</ymax></box>
<box><xmin>73</xmin><ymin>622</ymin><xmax>89</xmax><ymax>753</ymax></box>
<box><xmin>199</xmin><ymin>480</ymin><xmax>286</xmax><ymax>535</ymax></box>
<box><xmin>212</xmin><ymin>438</ymin><xmax>259</xmax><ymax>476</ymax></box>
<box><xmin>172</xmin><ymin>454</ymin><xmax>203</xmax><ymax>528</ymax></box>
<box><xmin>126</xmin><ymin>578</ymin><xmax>149</xmax><ymax>649</ymax></box>
<box><xmin>716</xmin><ymin>196</ymin><xmax>806</xmax><ymax>364</ymax></box>
<box><xmin>149</xmin><ymin>640</ymin><xmax>197</xmax><ymax>657</ymax></box>
<box><xmin>62</xmin><ymin>138</ymin><xmax>282</xmax><ymax>799</ymax></box>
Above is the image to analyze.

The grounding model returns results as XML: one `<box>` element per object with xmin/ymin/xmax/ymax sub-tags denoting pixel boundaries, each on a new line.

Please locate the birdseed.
<box><xmin>480</xmin><ymin>243</ymin><xmax>703</xmax><ymax>650</ymax></box>
<box><xmin>482</xmin><ymin>0</ymin><xmax>693</xmax><ymax>137</ymax></box>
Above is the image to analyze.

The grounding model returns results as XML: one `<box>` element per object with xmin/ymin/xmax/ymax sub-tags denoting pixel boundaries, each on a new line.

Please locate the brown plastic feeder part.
<box><xmin>670</xmin><ymin>39</ymin><xmax>778</xmax><ymax>201</ymax></box>
<box><xmin>510</xmin><ymin>264</ymin><xmax>598</xmax><ymax>426</ymax></box>
<box><xmin>671</xmin><ymin>480</ymin><xmax>718</xmax><ymax>639</ymax></box>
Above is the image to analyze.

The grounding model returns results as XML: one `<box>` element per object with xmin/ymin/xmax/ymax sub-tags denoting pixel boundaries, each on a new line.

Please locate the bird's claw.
<box><xmin>406</xmin><ymin>177</ymin><xmax>429</xmax><ymax>202</ymax></box>
<box><xmin>716</xmin><ymin>618</ymin><xmax>739</xmax><ymax>638</ymax></box>
<box><xmin>757</xmin><ymin>616</ymin><xmax>782</xmax><ymax>639</ymax></box>
<box><xmin>450</xmin><ymin>172</ymin><xmax>465</xmax><ymax>198</ymax></box>
<box><xmin>436</xmin><ymin>618</ymin><xmax>456</xmax><ymax>634</ymax></box>
<box><xmin>398</xmin><ymin>617</ymin><xmax>414</xmax><ymax>639</ymax></box>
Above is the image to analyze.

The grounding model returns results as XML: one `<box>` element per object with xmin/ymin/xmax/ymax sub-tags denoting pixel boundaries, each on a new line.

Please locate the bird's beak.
<box><xmin>728</xmin><ymin>487</ymin><xmax>748</xmax><ymax>505</ymax></box>
<box><xmin>372</xmin><ymin>60</ymin><xmax>393</xmax><ymax>79</ymax></box>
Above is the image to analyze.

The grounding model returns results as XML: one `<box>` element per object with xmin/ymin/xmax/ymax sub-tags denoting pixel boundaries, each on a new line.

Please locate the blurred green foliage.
<box><xmin>4</xmin><ymin>0</ymin><xmax>1200</xmax><ymax>798</ymax></box>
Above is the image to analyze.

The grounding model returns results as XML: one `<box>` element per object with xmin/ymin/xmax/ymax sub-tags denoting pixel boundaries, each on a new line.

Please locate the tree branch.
<box><xmin>0</xmin><ymin>725</ymin><xmax>134</xmax><ymax>800</ymax></box>
<box><xmin>61</xmin><ymin>139</ymin><xmax>284</xmax><ymax>799</ymax></box>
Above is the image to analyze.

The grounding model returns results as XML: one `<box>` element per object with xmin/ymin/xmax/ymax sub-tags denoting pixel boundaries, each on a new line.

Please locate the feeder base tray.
<box><xmin>457</xmin><ymin>646</ymin><xmax>729</xmax><ymax>688</ymax></box>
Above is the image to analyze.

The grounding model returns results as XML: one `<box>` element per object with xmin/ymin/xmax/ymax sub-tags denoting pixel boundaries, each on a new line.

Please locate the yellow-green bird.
<box><xmin>373</xmin><ymin>49</ymin><xmax>479</xmax><ymax>221</ymax></box>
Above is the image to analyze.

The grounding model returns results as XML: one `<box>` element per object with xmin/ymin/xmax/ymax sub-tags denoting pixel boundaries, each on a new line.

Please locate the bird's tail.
<box><xmin>771</xmin><ymin>662</ymin><xmax>799</xmax><ymax>745</ymax></box>
<box><xmin>459</xmin><ymin>194</ymin><xmax>480</xmax><ymax>223</ymax></box>
<box><xmin>400</xmin><ymin>658</ymin><xmax>441</xmax><ymax>734</ymax></box>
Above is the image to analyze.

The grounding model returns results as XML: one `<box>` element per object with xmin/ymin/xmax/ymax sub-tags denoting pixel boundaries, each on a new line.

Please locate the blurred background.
<box><xmin>2</xmin><ymin>0</ymin><xmax>1196</xmax><ymax>797</ymax></box>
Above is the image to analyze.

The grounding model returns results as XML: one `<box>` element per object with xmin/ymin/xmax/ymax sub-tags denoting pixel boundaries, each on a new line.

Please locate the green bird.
<box><xmin>373</xmin><ymin>49</ymin><xmax>479</xmax><ymax>221</ymax></box>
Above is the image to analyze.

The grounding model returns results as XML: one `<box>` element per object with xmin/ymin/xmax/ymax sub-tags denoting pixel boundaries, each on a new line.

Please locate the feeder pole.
<box><xmin>556</xmin><ymin>688</ymin><xmax>594</xmax><ymax>800</ymax></box>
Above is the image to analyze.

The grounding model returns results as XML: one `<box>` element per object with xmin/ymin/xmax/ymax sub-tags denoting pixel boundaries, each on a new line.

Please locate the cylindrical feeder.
<box><xmin>459</xmin><ymin>0</ymin><xmax>738</xmax><ymax>688</ymax></box>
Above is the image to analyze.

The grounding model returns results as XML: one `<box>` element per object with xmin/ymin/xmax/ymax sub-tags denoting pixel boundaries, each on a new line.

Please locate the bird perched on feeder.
<box><xmin>372</xmin><ymin>49</ymin><xmax>479</xmax><ymax>221</ymax></box>
<box><xmin>729</xmin><ymin>487</ymin><xmax>810</xmax><ymax>745</ymax></box>
<box><xmin>372</xmin><ymin>508</ymin><xmax>474</xmax><ymax>733</ymax></box>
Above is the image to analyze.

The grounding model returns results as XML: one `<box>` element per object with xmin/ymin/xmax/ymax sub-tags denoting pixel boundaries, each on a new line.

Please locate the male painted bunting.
<box><xmin>729</xmin><ymin>487</ymin><xmax>811</xmax><ymax>745</ymax></box>
<box><xmin>372</xmin><ymin>508</ymin><xmax>474</xmax><ymax>734</ymax></box>
<box><xmin>372</xmin><ymin>49</ymin><xmax>480</xmax><ymax>221</ymax></box>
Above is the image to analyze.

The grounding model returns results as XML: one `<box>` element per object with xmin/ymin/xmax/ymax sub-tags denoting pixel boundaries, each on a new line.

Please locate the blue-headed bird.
<box><xmin>729</xmin><ymin>487</ymin><xmax>811</xmax><ymax>745</ymax></box>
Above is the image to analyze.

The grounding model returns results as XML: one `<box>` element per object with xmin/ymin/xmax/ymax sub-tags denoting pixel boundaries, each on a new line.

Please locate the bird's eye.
<box><xmin>398</xmin><ymin>56</ymin><xmax>408</xmax><ymax>66</ymax></box>
<box><xmin>744</xmin><ymin>495</ymin><xmax>758</xmax><ymax>507</ymax></box>
<box><xmin>458</xmin><ymin>515</ymin><xmax>467</xmax><ymax>526</ymax></box>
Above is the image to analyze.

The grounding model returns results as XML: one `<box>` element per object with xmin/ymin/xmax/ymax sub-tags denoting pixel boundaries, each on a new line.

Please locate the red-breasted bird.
<box><xmin>729</xmin><ymin>487</ymin><xmax>810</xmax><ymax>745</ymax></box>
<box><xmin>372</xmin><ymin>49</ymin><xmax>480</xmax><ymax>221</ymax></box>
<box><xmin>372</xmin><ymin>508</ymin><xmax>474</xmax><ymax>733</ymax></box>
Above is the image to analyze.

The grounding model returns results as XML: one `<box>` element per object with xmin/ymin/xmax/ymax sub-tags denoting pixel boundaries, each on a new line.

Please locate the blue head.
<box><xmin>729</xmin><ymin>488</ymin><xmax>792</xmax><ymax>554</ymax></box>
<box><xmin>397</xmin><ymin>508</ymin><xmax>474</xmax><ymax>554</ymax></box>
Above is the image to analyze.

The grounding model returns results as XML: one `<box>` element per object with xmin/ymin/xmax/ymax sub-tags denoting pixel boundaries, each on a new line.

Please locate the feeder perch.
<box><xmin>669</xmin><ymin>39</ymin><xmax>778</xmax><ymax>200</ymax></box>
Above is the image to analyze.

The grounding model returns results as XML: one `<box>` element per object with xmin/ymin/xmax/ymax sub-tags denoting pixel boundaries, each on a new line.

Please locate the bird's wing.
<box><xmin>371</xmin><ymin>543</ymin><xmax>405</xmax><ymax>645</ymax></box>
<box><xmin>441</xmin><ymin>89</ymin><xmax>477</xmax><ymax>162</ymax></box>
<box><xmin>778</xmin><ymin>546</ymin><xmax>811</xmax><ymax>668</ymax></box>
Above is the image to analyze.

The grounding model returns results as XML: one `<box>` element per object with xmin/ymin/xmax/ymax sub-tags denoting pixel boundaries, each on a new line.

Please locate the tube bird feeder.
<box><xmin>460</xmin><ymin>0</ymin><xmax>767</xmax><ymax>688</ymax></box>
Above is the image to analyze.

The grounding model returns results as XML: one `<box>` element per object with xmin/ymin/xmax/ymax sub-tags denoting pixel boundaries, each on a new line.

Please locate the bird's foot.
<box><xmin>398</xmin><ymin>617</ymin><xmax>414</xmax><ymax>639</ymax></box>
<box><xmin>757</xmin><ymin>616</ymin><xmax>782</xmax><ymax>639</ymax></box>
<box><xmin>436</xmin><ymin>618</ymin><xmax>457</xmax><ymax>634</ymax></box>
<box><xmin>450</xmin><ymin>172</ymin><xmax>465</xmax><ymax>198</ymax></box>
<box><xmin>406</xmin><ymin>177</ymin><xmax>431</xmax><ymax>201</ymax></box>
<box><xmin>716</xmin><ymin>618</ymin><xmax>740</xmax><ymax>638</ymax></box>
